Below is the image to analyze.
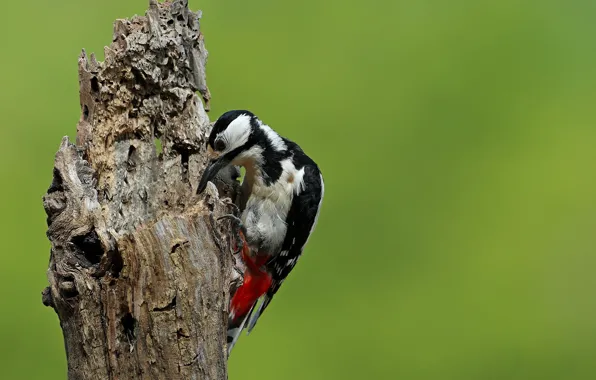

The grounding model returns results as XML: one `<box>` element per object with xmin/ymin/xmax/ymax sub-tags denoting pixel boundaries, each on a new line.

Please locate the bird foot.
<box><xmin>218</xmin><ymin>214</ymin><xmax>248</xmax><ymax>255</ymax></box>
<box><xmin>220</xmin><ymin>197</ymin><xmax>241</xmax><ymax>215</ymax></box>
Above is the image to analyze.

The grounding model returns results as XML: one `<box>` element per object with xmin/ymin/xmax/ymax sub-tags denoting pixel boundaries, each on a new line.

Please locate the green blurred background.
<box><xmin>2</xmin><ymin>0</ymin><xmax>596</xmax><ymax>379</ymax></box>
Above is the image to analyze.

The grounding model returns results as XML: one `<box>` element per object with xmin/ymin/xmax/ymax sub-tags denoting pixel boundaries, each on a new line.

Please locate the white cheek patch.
<box><xmin>220</xmin><ymin>114</ymin><xmax>252</xmax><ymax>152</ymax></box>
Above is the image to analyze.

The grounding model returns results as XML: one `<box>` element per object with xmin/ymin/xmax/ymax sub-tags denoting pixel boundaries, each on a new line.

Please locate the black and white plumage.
<box><xmin>197</xmin><ymin>110</ymin><xmax>324</xmax><ymax>354</ymax></box>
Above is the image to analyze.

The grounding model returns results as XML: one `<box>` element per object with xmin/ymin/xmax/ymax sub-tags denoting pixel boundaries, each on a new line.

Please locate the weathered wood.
<box><xmin>42</xmin><ymin>1</ymin><xmax>238</xmax><ymax>378</ymax></box>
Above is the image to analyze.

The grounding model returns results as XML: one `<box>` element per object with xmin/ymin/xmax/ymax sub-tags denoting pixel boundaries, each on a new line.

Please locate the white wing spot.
<box><xmin>280</xmin><ymin>159</ymin><xmax>306</xmax><ymax>196</ymax></box>
<box><xmin>259</xmin><ymin>121</ymin><xmax>287</xmax><ymax>152</ymax></box>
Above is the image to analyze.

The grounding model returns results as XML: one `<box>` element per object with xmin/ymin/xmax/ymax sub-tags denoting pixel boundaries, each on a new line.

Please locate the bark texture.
<box><xmin>41</xmin><ymin>1</ymin><xmax>240</xmax><ymax>379</ymax></box>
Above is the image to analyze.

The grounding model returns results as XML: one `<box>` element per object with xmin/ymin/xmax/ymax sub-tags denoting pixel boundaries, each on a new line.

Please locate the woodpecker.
<box><xmin>197</xmin><ymin>110</ymin><xmax>324</xmax><ymax>354</ymax></box>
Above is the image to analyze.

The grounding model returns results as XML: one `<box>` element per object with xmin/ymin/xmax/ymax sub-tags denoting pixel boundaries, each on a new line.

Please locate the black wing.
<box><xmin>246</xmin><ymin>163</ymin><xmax>324</xmax><ymax>332</ymax></box>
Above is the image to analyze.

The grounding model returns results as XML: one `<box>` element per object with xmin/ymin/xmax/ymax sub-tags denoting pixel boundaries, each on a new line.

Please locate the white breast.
<box><xmin>242</xmin><ymin>159</ymin><xmax>305</xmax><ymax>254</ymax></box>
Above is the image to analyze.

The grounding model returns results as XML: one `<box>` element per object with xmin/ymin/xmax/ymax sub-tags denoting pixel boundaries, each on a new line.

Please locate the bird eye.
<box><xmin>214</xmin><ymin>139</ymin><xmax>226</xmax><ymax>151</ymax></box>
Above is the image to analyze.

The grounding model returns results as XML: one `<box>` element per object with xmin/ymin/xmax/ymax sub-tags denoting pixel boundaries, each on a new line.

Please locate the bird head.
<box><xmin>197</xmin><ymin>110</ymin><xmax>261</xmax><ymax>194</ymax></box>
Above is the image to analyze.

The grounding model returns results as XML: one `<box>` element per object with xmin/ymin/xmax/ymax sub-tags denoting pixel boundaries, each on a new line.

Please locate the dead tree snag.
<box><xmin>41</xmin><ymin>1</ymin><xmax>239</xmax><ymax>379</ymax></box>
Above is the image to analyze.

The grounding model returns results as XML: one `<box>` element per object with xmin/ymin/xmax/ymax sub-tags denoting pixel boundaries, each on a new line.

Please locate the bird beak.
<box><xmin>197</xmin><ymin>156</ymin><xmax>231</xmax><ymax>194</ymax></box>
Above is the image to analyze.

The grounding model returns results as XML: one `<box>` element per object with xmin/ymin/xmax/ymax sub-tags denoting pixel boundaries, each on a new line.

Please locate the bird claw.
<box><xmin>220</xmin><ymin>198</ymin><xmax>240</xmax><ymax>214</ymax></box>
<box><xmin>218</xmin><ymin>214</ymin><xmax>246</xmax><ymax>232</ymax></box>
<box><xmin>218</xmin><ymin>214</ymin><xmax>248</xmax><ymax>255</ymax></box>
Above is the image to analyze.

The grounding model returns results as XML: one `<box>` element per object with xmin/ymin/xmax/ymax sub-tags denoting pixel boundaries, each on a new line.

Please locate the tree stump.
<box><xmin>41</xmin><ymin>1</ymin><xmax>239</xmax><ymax>378</ymax></box>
